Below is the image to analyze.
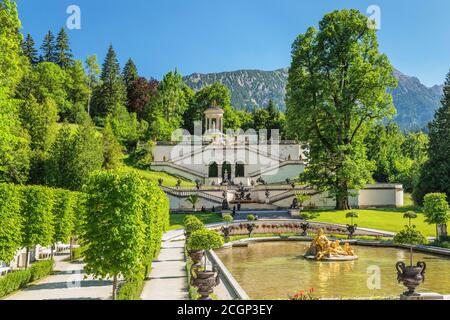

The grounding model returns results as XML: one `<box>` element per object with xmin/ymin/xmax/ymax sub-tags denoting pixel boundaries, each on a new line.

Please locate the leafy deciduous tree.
<box><xmin>423</xmin><ymin>193</ymin><xmax>449</xmax><ymax>239</ymax></box>
<box><xmin>102</xmin><ymin>122</ymin><xmax>123</xmax><ymax>170</ymax></box>
<box><xmin>83</xmin><ymin>171</ymin><xmax>147</xmax><ymax>299</ymax></box>
<box><xmin>0</xmin><ymin>183</ymin><xmax>23</xmax><ymax>263</ymax></box>
<box><xmin>286</xmin><ymin>10</ymin><xmax>397</xmax><ymax>209</ymax></box>
<box><xmin>20</xmin><ymin>185</ymin><xmax>55</xmax><ymax>268</ymax></box>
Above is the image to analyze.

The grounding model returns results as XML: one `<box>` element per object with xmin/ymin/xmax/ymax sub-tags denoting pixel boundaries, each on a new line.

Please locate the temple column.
<box><xmin>217</xmin><ymin>164</ymin><xmax>222</xmax><ymax>180</ymax></box>
<box><xmin>231</xmin><ymin>164</ymin><xmax>236</xmax><ymax>178</ymax></box>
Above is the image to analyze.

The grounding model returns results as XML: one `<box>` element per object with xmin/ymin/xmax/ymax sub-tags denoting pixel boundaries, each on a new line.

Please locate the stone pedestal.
<box><xmin>400</xmin><ymin>292</ymin><xmax>445</xmax><ymax>300</ymax></box>
<box><xmin>289</xmin><ymin>209</ymin><xmax>300</xmax><ymax>218</ymax></box>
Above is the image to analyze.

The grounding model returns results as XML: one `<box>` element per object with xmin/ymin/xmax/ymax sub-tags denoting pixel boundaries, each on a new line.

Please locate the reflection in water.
<box><xmin>216</xmin><ymin>242</ymin><xmax>450</xmax><ymax>300</ymax></box>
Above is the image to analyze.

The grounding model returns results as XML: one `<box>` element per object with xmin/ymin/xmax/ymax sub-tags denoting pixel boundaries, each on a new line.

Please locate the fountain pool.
<box><xmin>215</xmin><ymin>241</ymin><xmax>450</xmax><ymax>299</ymax></box>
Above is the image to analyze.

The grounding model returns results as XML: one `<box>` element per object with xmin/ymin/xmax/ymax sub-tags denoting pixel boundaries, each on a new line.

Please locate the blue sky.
<box><xmin>18</xmin><ymin>0</ymin><xmax>450</xmax><ymax>86</ymax></box>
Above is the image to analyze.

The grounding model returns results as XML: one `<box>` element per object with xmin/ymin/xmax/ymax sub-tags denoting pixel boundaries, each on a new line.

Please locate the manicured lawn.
<box><xmin>311</xmin><ymin>209</ymin><xmax>435</xmax><ymax>237</ymax></box>
<box><xmin>121</xmin><ymin>166</ymin><xmax>195</xmax><ymax>188</ymax></box>
<box><xmin>169</xmin><ymin>212</ymin><xmax>224</xmax><ymax>230</ymax></box>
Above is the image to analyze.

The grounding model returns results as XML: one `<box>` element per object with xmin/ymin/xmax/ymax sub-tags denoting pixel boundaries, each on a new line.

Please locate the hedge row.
<box><xmin>0</xmin><ymin>260</ymin><xmax>54</xmax><ymax>298</ymax></box>
<box><xmin>82</xmin><ymin>170</ymin><xmax>170</xmax><ymax>300</ymax></box>
<box><xmin>116</xmin><ymin>279</ymin><xmax>145</xmax><ymax>300</ymax></box>
<box><xmin>117</xmin><ymin>173</ymin><xmax>170</xmax><ymax>299</ymax></box>
<box><xmin>0</xmin><ymin>183</ymin><xmax>85</xmax><ymax>264</ymax></box>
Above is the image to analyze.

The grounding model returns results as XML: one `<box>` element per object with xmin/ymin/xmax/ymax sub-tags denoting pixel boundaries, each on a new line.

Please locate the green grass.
<box><xmin>121</xmin><ymin>166</ymin><xmax>195</xmax><ymax>188</ymax></box>
<box><xmin>311</xmin><ymin>209</ymin><xmax>435</xmax><ymax>237</ymax></box>
<box><xmin>169</xmin><ymin>212</ymin><xmax>223</xmax><ymax>230</ymax></box>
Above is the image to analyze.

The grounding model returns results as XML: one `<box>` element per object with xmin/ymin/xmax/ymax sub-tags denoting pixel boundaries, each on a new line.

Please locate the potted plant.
<box><xmin>394</xmin><ymin>225</ymin><xmax>428</xmax><ymax>296</ymax></box>
<box><xmin>246</xmin><ymin>214</ymin><xmax>256</xmax><ymax>238</ymax></box>
<box><xmin>345</xmin><ymin>212</ymin><xmax>359</xmax><ymax>239</ymax></box>
<box><xmin>184</xmin><ymin>215</ymin><xmax>205</xmax><ymax>264</ymax></box>
<box><xmin>187</xmin><ymin>229</ymin><xmax>224</xmax><ymax>300</ymax></box>
<box><xmin>186</xmin><ymin>194</ymin><xmax>200</xmax><ymax>212</ymax></box>
<box><xmin>299</xmin><ymin>211</ymin><xmax>319</xmax><ymax>236</ymax></box>
<box><xmin>221</xmin><ymin>214</ymin><xmax>233</xmax><ymax>242</ymax></box>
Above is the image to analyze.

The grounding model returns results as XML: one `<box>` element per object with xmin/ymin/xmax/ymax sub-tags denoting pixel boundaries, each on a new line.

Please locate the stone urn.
<box><xmin>246</xmin><ymin>223</ymin><xmax>255</xmax><ymax>238</ymax></box>
<box><xmin>300</xmin><ymin>222</ymin><xmax>310</xmax><ymax>237</ymax></box>
<box><xmin>189</xmin><ymin>250</ymin><xmax>205</xmax><ymax>267</ymax></box>
<box><xmin>221</xmin><ymin>226</ymin><xmax>231</xmax><ymax>242</ymax></box>
<box><xmin>396</xmin><ymin>261</ymin><xmax>426</xmax><ymax>296</ymax></box>
<box><xmin>192</xmin><ymin>268</ymin><xmax>221</xmax><ymax>300</ymax></box>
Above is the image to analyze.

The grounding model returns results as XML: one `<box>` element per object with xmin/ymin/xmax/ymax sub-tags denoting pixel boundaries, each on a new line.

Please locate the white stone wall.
<box><xmin>358</xmin><ymin>184</ymin><xmax>404</xmax><ymax>208</ymax></box>
<box><xmin>166</xmin><ymin>184</ymin><xmax>404</xmax><ymax>210</ymax></box>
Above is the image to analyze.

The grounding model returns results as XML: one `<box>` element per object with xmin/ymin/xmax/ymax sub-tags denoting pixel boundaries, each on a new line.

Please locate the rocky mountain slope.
<box><xmin>184</xmin><ymin>68</ymin><xmax>444</xmax><ymax>131</ymax></box>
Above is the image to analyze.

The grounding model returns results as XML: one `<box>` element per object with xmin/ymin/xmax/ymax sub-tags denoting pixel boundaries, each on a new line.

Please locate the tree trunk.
<box><xmin>25</xmin><ymin>247</ymin><xmax>29</xmax><ymax>269</ymax></box>
<box><xmin>69</xmin><ymin>237</ymin><xmax>73</xmax><ymax>261</ymax></box>
<box><xmin>112</xmin><ymin>275</ymin><xmax>118</xmax><ymax>300</ymax></box>
<box><xmin>336</xmin><ymin>194</ymin><xmax>351</xmax><ymax>210</ymax></box>
<box><xmin>335</xmin><ymin>179</ymin><xmax>351</xmax><ymax>210</ymax></box>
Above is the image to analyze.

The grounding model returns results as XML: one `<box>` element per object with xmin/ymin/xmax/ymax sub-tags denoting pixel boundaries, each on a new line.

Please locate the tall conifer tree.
<box><xmin>40</xmin><ymin>30</ymin><xmax>57</xmax><ymax>63</ymax></box>
<box><xmin>92</xmin><ymin>45</ymin><xmax>126</xmax><ymax>116</ymax></box>
<box><xmin>55</xmin><ymin>27</ymin><xmax>73</xmax><ymax>68</ymax></box>
<box><xmin>123</xmin><ymin>58</ymin><xmax>138</xmax><ymax>88</ymax></box>
<box><xmin>21</xmin><ymin>34</ymin><xmax>38</xmax><ymax>65</ymax></box>
<box><xmin>414</xmin><ymin>70</ymin><xmax>450</xmax><ymax>204</ymax></box>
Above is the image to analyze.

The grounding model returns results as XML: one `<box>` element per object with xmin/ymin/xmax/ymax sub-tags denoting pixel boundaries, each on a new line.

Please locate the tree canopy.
<box><xmin>286</xmin><ymin>9</ymin><xmax>397</xmax><ymax>209</ymax></box>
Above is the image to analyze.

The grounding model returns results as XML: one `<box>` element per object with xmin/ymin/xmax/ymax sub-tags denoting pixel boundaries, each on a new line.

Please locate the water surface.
<box><xmin>216</xmin><ymin>241</ymin><xmax>450</xmax><ymax>299</ymax></box>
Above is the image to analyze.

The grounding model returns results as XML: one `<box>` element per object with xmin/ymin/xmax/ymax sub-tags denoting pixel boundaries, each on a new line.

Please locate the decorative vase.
<box><xmin>192</xmin><ymin>268</ymin><xmax>221</xmax><ymax>300</ymax></box>
<box><xmin>396</xmin><ymin>261</ymin><xmax>426</xmax><ymax>296</ymax></box>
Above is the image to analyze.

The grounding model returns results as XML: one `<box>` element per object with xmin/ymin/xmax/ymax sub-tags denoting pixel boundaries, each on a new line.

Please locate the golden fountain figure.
<box><xmin>304</xmin><ymin>229</ymin><xmax>358</xmax><ymax>261</ymax></box>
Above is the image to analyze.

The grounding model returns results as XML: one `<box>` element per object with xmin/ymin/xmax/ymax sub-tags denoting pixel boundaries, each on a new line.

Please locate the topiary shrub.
<box><xmin>394</xmin><ymin>225</ymin><xmax>427</xmax><ymax>266</ymax></box>
<box><xmin>187</xmin><ymin>229</ymin><xmax>224</xmax><ymax>252</ymax></box>
<box><xmin>184</xmin><ymin>216</ymin><xmax>205</xmax><ymax>236</ymax></box>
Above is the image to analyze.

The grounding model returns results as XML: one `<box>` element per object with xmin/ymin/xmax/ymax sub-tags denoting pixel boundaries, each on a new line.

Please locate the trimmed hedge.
<box><xmin>0</xmin><ymin>183</ymin><xmax>86</xmax><ymax>265</ymax></box>
<box><xmin>30</xmin><ymin>259</ymin><xmax>54</xmax><ymax>281</ymax></box>
<box><xmin>70</xmin><ymin>246</ymin><xmax>84</xmax><ymax>261</ymax></box>
<box><xmin>141</xmin><ymin>181</ymin><xmax>170</xmax><ymax>277</ymax></box>
<box><xmin>83</xmin><ymin>170</ymin><xmax>170</xmax><ymax>299</ymax></box>
<box><xmin>0</xmin><ymin>260</ymin><xmax>54</xmax><ymax>298</ymax></box>
<box><xmin>53</xmin><ymin>189</ymin><xmax>75</xmax><ymax>244</ymax></box>
<box><xmin>116</xmin><ymin>279</ymin><xmax>144</xmax><ymax>300</ymax></box>
<box><xmin>20</xmin><ymin>185</ymin><xmax>56</xmax><ymax>249</ymax></box>
<box><xmin>117</xmin><ymin>177</ymin><xmax>170</xmax><ymax>300</ymax></box>
<box><xmin>0</xmin><ymin>183</ymin><xmax>23</xmax><ymax>263</ymax></box>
